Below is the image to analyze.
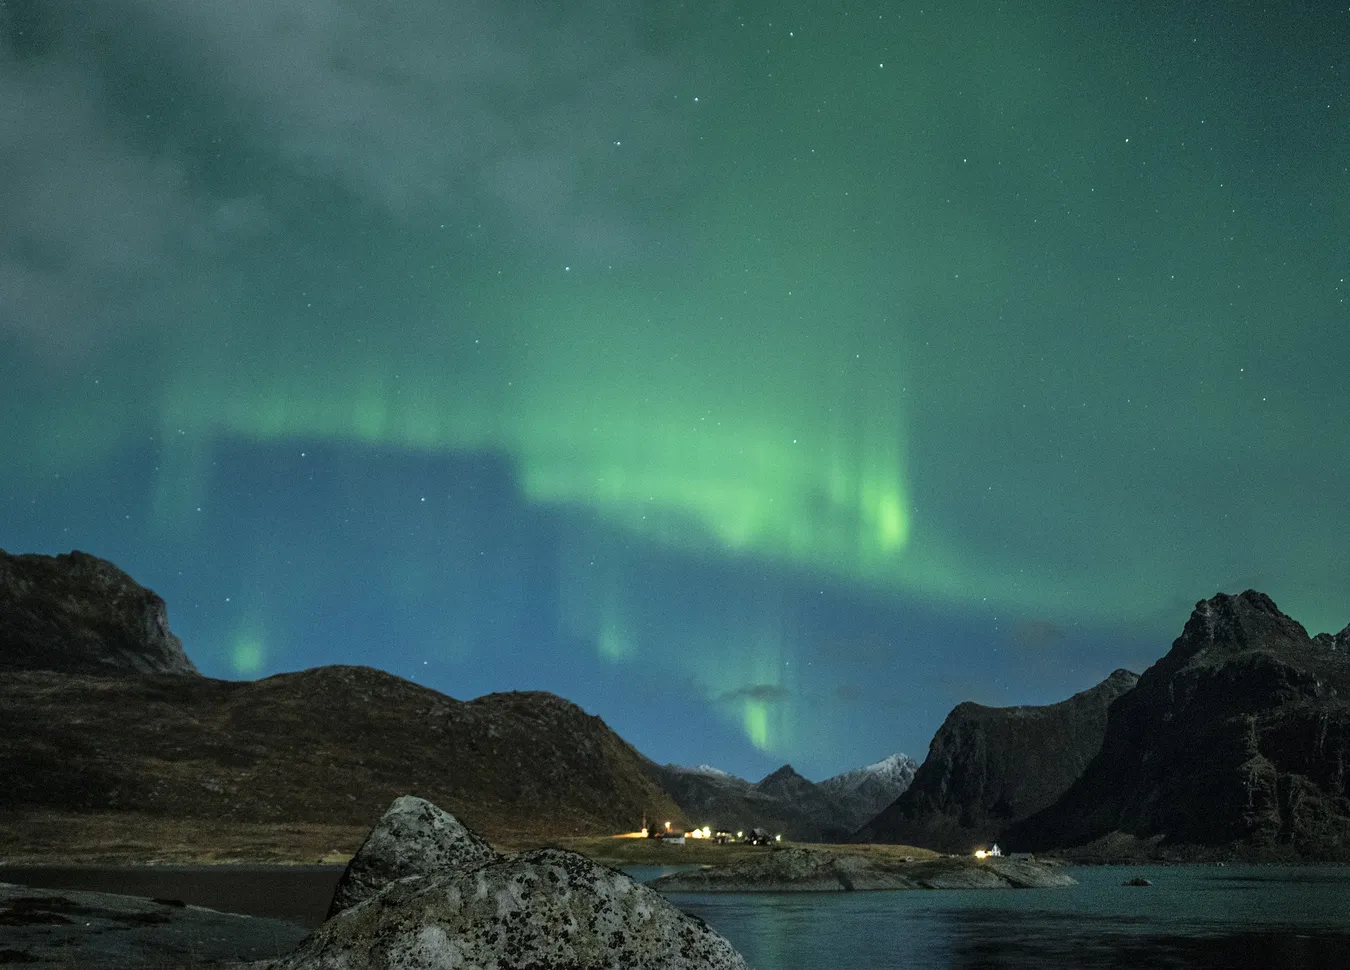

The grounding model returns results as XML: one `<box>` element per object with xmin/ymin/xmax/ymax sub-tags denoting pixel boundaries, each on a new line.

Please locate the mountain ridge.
<box><xmin>1006</xmin><ymin>591</ymin><xmax>1350</xmax><ymax>860</ymax></box>
<box><xmin>855</xmin><ymin>668</ymin><xmax>1139</xmax><ymax>852</ymax></box>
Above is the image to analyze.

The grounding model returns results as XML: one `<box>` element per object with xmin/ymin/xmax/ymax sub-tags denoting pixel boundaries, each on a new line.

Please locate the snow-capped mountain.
<box><xmin>818</xmin><ymin>753</ymin><xmax>919</xmax><ymax>832</ymax></box>
<box><xmin>653</xmin><ymin>754</ymin><xmax>920</xmax><ymax>841</ymax></box>
<box><xmin>672</xmin><ymin>763</ymin><xmax>739</xmax><ymax>780</ymax></box>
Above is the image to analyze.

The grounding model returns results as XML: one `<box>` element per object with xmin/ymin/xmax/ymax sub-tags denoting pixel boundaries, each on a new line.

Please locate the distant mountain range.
<box><xmin>9</xmin><ymin>548</ymin><xmax>1345</xmax><ymax>861</ymax></box>
<box><xmin>0</xmin><ymin>548</ymin><xmax>913</xmax><ymax>852</ymax></box>
<box><xmin>653</xmin><ymin>755</ymin><xmax>918</xmax><ymax>842</ymax></box>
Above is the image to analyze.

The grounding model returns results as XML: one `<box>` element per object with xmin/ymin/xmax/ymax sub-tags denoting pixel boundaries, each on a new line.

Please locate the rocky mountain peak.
<box><xmin>0</xmin><ymin>548</ymin><xmax>196</xmax><ymax>676</ymax></box>
<box><xmin>1102</xmin><ymin>668</ymin><xmax>1140</xmax><ymax>688</ymax></box>
<box><xmin>1172</xmin><ymin>590</ymin><xmax>1310</xmax><ymax>662</ymax></box>
<box><xmin>1007</xmin><ymin>593</ymin><xmax>1350</xmax><ymax>859</ymax></box>
<box><xmin>1312</xmin><ymin>623</ymin><xmax>1350</xmax><ymax>652</ymax></box>
<box><xmin>817</xmin><ymin>754</ymin><xmax>919</xmax><ymax>833</ymax></box>
<box><xmin>856</xmin><ymin>669</ymin><xmax>1138</xmax><ymax>852</ymax></box>
<box><xmin>753</xmin><ymin>764</ymin><xmax>811</xmax><ymax>798</ymax></box>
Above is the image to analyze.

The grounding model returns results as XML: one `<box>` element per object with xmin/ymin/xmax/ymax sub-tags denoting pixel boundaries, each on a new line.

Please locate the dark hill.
<box><xmin>855</xmin><ymin>669</ymin><xmax>1139</xmax><ymax>852</ymax></box>
<box><xmin>0</xmin><ymin>548</ymin><xmax>196</xmax><ymax>676</ymax></box>
<box><xmin>1007</xmin><ymin>591</ymin><xmax>1350</xmax><ymax>860</ymax></box>
<box><xmin>0</xmin><ymin>664</ymin><xmax>687</xmax><ymax>845</ymax></box>
<box><xmin>0</xmin><ymin>549</ymin><xmax>686</xmax><ymax>853</ymax></box>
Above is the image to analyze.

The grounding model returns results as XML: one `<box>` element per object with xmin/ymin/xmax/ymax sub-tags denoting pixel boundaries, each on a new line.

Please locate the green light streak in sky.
<box><xmin>231</xmin><ymin>628</ymin><xmax>266</xmax><ymax>676</ymax></box>
<box><xmin>743</xmin><ymin>703</ymin><xmax>770</xmax><ymax>751</ymax></box>
<box><xmin>156</xmin><ymin>271</ymin><xmax>917</xmax><ymax>614</ymax></box>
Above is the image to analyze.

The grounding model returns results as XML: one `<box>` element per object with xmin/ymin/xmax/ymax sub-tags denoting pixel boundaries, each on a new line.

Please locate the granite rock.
<box><xmin>327</xmin><ymin>795</ymin><xmax>498</xmax><ymax>918</ymax></box>
<box><xmin>274</xmin><ymin>848</ymin><xmax>748</xmax><ymax>970</ymax></box>
<box><xmin>0</xmin><ymin>881</ymin><xmax>305</xmax><ymax>967</ymax></box>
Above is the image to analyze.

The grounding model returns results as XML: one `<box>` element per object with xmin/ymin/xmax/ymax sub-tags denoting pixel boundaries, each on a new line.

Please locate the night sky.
<box><xmin>3</xmin><ymin>1</ymin><xmax>1347</xmax><ymax>781</ymax></box>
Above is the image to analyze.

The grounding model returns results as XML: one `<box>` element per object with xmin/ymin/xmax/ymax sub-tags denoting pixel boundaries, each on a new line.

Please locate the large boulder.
<box><xmin>328</xmin><ymin>795</ymin><xmax>497</xmax><ymax>918</ymax></box>
<box><xmin>0</xmin><ymin>549</ymin><xmax>196</xmax><ymax>676</ymax></box>
<box><xmin>277</xmin><ymin>848</ymin><xmax>748</xmax><ymax>970</ymax></box>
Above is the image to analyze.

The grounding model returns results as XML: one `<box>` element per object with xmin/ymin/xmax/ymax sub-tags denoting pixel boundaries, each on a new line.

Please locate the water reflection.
<box><xmin>664</xmin><ymin>866</ymin><xmax>1350</xmax><ymax>970</ymax></box>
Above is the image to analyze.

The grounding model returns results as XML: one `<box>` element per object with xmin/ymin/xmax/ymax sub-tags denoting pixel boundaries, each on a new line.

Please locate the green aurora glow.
<box><xmin>3</xmin><ymin>0</ymin><xmax>1348</xmax><ymax>769</ymax></box>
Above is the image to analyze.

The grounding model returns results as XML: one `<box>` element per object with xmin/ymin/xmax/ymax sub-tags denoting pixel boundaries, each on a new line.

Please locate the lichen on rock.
<box><xmin>280</xmin><ymin>847</ymin><xmax>748</xmax><ymax>969</ymax></box>
<box><xmin>327</xmin><ymin>795</ymin><xmax>498</xmax><ymax>918</ymax></box>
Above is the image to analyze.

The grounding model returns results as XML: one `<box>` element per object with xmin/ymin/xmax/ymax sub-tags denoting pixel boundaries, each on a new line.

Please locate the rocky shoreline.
<box><xmin>0</xmin><ymin>880</ymin><xmax>305</xmax><ymax>968</ymax></box>
<box><xmin>649</xmin><ymin>846</ymin><xmax>1076</xmax><ymax>892</ymax></box>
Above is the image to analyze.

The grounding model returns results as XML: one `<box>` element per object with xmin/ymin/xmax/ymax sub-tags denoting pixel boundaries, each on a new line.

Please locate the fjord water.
<box><xmin>640</xmin><ymin>865</ymin><xmax>1350</xmax><ymax>969</ymax></box>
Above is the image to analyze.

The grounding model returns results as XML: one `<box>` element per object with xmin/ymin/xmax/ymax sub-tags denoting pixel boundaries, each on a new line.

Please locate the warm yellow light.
<box><xmin>665</xmin><ymin>821</ymin><xmax>672</xmax><ymax>831</ymax></box>
<box><xmin>974</xmin><ymin>849</ymin><xmax>988</xmax><ymax>859</ymax></box>
<box><xmin>775</xmin><ymin>834</ymin><xmax>782</xmax><ymax>842</ymax></box>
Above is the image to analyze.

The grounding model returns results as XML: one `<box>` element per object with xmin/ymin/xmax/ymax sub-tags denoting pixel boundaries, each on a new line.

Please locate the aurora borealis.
<box><xmin>3</xmin><ymin>1</ymin><xmax>1347</xmax><ymax>780</ymax></box>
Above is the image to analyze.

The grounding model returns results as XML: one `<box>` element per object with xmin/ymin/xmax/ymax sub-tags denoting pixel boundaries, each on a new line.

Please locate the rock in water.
<box><xmin>277</xmin><ymin>848</ymin><xmax>748</xmax><ymax>970</ymax></box>
<box><xmin>328</xmin><ymin>795</ymin><xmax>498</xmax><ymax>917</ymax></box>
<box><xmin>0</xmin><ymin>548</ymin><xmax>196</xmax><ymax>676</ymax></box>
<box><xmin>649</xmin><ymin>846</ymin><xmax>1076</xmax><ymax>892</ymax></box>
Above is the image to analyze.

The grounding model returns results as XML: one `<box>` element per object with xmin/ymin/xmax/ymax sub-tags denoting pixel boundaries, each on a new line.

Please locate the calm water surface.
<box><xmin>633</xmin><ymin>865</ymin><xmax>1350</xmax><ymax>969</ymax></box>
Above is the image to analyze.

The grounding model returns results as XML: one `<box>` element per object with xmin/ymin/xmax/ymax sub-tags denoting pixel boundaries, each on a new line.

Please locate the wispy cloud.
<box><xmin>715</xmin><ymin>683</ymin><xmax>790</xmax><ymax>705</ymax></box>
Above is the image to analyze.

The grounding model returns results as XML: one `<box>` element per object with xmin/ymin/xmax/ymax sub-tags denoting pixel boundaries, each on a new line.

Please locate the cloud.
<box><xmin>1010</xmin><ymin>618</ymin><xmax>1063</xmax><ymax>649</ymax></box>
<box><xmin>1</xmin><ymin>0</ymin><xmax>721</xmax><ymax>356</ymax></box>
<box><xmin>715</xmin><ymin>683</ymin><xmax>790</xmax><ymax>705</ymax></box>
<box><xmin>132</xmin><ymin>0</ymin><xmax>705</xmax><ymax>248</ymax></box>
<box><xmin>834</xmin><ymin>684</ymin><xmax>863</xmax><ymax>703</ymax></box>
<box><xmin>808</xmin><ymin>633</ymin><xmax>894</xmax><ymax>665</ymax></box>
<box><xmin>0</xmin><ymin>43</ymin><xmax>270</xmax><ymax>356</ymax></box>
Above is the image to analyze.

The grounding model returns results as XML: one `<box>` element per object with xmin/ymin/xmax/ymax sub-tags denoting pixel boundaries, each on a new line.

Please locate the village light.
<box><xmin>775</xmin><ymin>834</ymin><xmax>782</xmax><ymax>842</ymax></box>
<box><xmin>974</xmin><ymin>849</ymin><xmax>988</xmax><ymax>859</ymax></box>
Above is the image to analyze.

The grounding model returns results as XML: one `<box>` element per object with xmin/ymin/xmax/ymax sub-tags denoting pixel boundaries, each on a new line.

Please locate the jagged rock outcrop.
<box><xmin>0</xmin><ymin>549</ymin><xmax>196</xmax><ymax>676</ymax></box>
<box><xmin>649</xmin><ymin>846</ymin><xmax>1075</xmax><ymax>892</ymax></box>
<box><xmin>327</xmin><ymin>795</ymin><xmax>497</xmax><ymax>918</ymax></box>
<box><xmin>818</xmin><ymin>754</ymin><xmax>918</xmax><ymax>832</ymax></box>
<box><xmin>273</xmin><ymin>848</ymin><xmax>749</xmax><ymax>970</ymax></box>
<box><xmin>856</xmin><ymin>669</ymin><xmax>1139</xmax><ymax>852</ymax></box>
<box><xmin>1007</xmin><ymin>592</ymin><xmax>1350</xmax><ymax>859</ymax></box>
<box><xmin>653</xmin><ymin>762</ymin><xmax>852</xmax><ymax>841</ymax></box>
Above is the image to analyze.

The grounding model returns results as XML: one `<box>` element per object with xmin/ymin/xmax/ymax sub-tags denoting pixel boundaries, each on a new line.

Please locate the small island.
<box><xmin>648</xmin><ymin>845</ymin><xmax>1076</xmax><ymax>892</ymax></box>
